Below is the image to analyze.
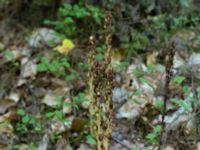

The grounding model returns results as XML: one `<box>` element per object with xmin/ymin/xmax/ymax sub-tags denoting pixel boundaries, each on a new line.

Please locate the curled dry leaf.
<box><xmin>0</xmin><ymin>98</ymin><xmax>16</xmax><ymax>114</ymax></box>
<box><xmin>50</xmin><ymin>119</ymin><xmax>65</xmax><ymax>134</ymax></box>
<box><xmin>38</xmin><ymin>134</ymin><xmax>49</xmax><ymax>150</ymax></box>
<box><xmin>20</xmin><ymin>58</ymin><xmax>37</xmax><ymax>79</ymax></box>
<box><xmin>8</xmin><ymin>92</ymin><xmax>20</xmax><ymax>103</ymax></box>
<box><xmin>116</xmin><ymin>94</ymin><xmax>151</xmax><ymax>120</ymax></box>
<box><xmin>42</xmin><ymin>88</ymin><xmax>70</xmax><ymax>107</ymax></box>
<box><xmin>29</xmin><ymin>28</ymin><xmax>61</xmax><ymax>48</ymax></box>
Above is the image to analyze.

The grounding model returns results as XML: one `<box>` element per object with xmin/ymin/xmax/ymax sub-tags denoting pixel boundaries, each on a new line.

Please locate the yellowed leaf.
<box><xmin>54</xmin><ymin>39</ymin><xmax>75</xmax><ymax>54</ymax></box>
<box><xmin>146</xmin><ymin>51</ymin><xmax>156</xmax><ymax>65</ymax></box>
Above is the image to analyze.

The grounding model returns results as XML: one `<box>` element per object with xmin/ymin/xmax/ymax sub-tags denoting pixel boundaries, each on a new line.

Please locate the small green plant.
<box><xmin>26</xmin><ymin>144</ymin><xmax>38</xmax><ymax>150</ymax></box>
<box><xmin>155</xmin><ymin>98</ymin><xmax>164</xmax><ymax>111</ymax></box>
<box><xmin>170</xmin><ymin>98</ymin><xmax>191</xmax><ymax>111</ymax></box>
<box><xmin>44</xmin><ymin>3</ymin><xmax>104</xmax><ymax>38</ymax></box>
<box><xmin>45</xmin><ymin>96</ymin><xmax>66</xmax><ymax>121</ymax></box>
<box><xmin>45</xmin><ymin>93</ymin><xmax>88</xmax><ymax>121</ymax></box>
<box><xmin>146</xmin><ymin>125</ymin><xmax>162</xmax><ymax>145</ymax></box>
<box><xmin>71</xmin><ymin>92</ymin><xmax>88</xmax><ymax>109</ymax></box>
<box><xmin>37</xmin><ymin>56</ymin><xmax>77</xmax><ymax>81</ymax></box>
<box><xmin>6</xmin><ymin>143</ymin><xmax>38</xmax><ymax>150</ymax></box>
<box><xmin>16</xmin><ymin>108</ymin><xmax>43</xmax><ymax>135</ymax></box>
<box><xmin>172</xmin><ymin>75</ymin><xmax>186</xmax><ymax>84</ymax></box>
<box><xmin>37</xmin><ymin>56</ymin><xmax>70</xmax><ymax>73</ymax></box>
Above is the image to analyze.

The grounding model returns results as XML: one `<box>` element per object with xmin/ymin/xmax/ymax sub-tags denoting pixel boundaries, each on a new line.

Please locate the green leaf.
<box><xmin>143</xmin><ymin>147</ymin><xmax>151</xmax><ymax>150</ymax></box>
<box><xmin>55</xmin><ymin>110</ymin><xmax>63</xmax><ymax>120</ymax></box>
<box><xmin>61</xmin><ymin>58</ymin><xmax>71</xmax><ymax>68</ymax></box>
<box><xmin>64</xmin><ymin>17</ymin><xmax>74</xmax><ymax>24</ymax></box>
<box><xmin>5</xmin><ymin>51</ymin><xmax>15</xmax><ymax>60</ymax></box>
<box><xmin>183</xmin><ymin>85</ymin><xmax>190</xmax><ymax>93</ymax></box>
<box><xmin>56</xmin><ymin>96</ymin><xmax>63</xmax><ymax>107</ymax></box>
<box><xmin>173</xmin><ymin>75</ymin><xmax>185</xmax><ymax>84</ymax></box>
<box><xmin>154</xmin><ymin>125</ymin><xmax>162</xmax><ymax>133</ymax></box>
<box><xmin>96</xmin><ymin>47</ymin><xmax>104</xmax><ymax>53</ymax></box>
<box><xmin>86</xmin><ymin>135</ymin><xmax>96</xmax><ymax>145</ymax></box>
<box><xmin>63</xmin><ymin>101</ymin><xmax>71</xmax><ymax>107</ymax></box>
<box><xmin>46</xmin><ymin>112</ymin><xmax>55</xmax><ymax>118</ymax></box>
<box><xmin>133</xmin><ymin>67</ymin><xmax>144</xmax><ymax>76</ymax></box>
<box><xmin>17</xmin><ymin>109</ymin><xmax>26</xmax><ymax>116</ymax></box>
<box><xmin>41</xmin><ymin>56</ymin><xmax>49</xmax><ymax>64</ymax></box>
<box><xmin>0</xmin><ymin>121</ymin><xmax>10</xmax><ymax>128</ymax></box>
<box><xmin>95</xmin><ymin>53</ymin><xmax>104</xmax><ymax>61</ymax></box>
<box><xmin>65</xmin><ymin>74</ymin><xmax>75</xmax><ymax>81</ymax></box>
<box><xmin>147</xmin><ymin>64</ymin><xmax>157</xmax><ymax>73</ymax></box>
<box><xmin>171</xmin><ymin>98</ymin><xmax>191</xmax><ymax>111</ymax></box>
<box><xmin>139</xmin><ymin>78</ymin><xmax>151</xmax><ymax>85</ymax></box>
<box><xmin>22</xmin><ymin>115</ymin><xmax>30</xmax><ymax>124</ymax></box>
<box><xmin>146</xmin><ymin>133</ymin><xmax>157</xmax><ymax>141</ymax></box>
<box><xmin>155</xmin><ymin>99</ymin><xmax>164</xmax><ymax>110</ymax></box>
<box><xmin>130</xmin><ymin>147</ymin><xmax>140</xmax><ymax>150</ymax></box>
<box><xmin>37</xmin><ymin>63</ymin><xmax>47</xmax><ymax>72</ymax></box>
<box><xmin>116</xmin><ymin>61</ymin><xmax>128</xmax><ymax>72</ymax></box>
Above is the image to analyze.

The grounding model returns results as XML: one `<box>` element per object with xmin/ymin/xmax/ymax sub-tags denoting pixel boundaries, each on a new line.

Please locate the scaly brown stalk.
<box><xmin>89</xmin><ymin>12</ymin><xmax>113</xmax><ymax>150</ymax></box>
<box><xmin>159</xmin><ymin>42</ymin><xmax>175</xmax><ymax>149</ymax></box>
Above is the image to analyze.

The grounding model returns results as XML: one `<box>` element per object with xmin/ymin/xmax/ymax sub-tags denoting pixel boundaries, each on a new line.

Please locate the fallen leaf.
<box><xmin>38</xmin><ymin>134</ymin><xmax>49</xmax><ymax>150</ymax></box>
<box><xmin>0</xmin><ymin>99</ymin><xmax>16</xmax><ymax>114</ymax></box>
<box><xmin>146</xmin><ymin>51</ymin><xmax>157</xmax><ymax>65</ymax></box>
<box><xmin>8</xmin><ymin>93</ymin><xmax>20</xmax><ymax>103</ymax></box>
<box><xmin>50</xmin><ymin>119</ymin><xmax>65</xmax><ymax>133</ymax></box>
<box><xmin>71</xmin><ymin>117</ymin><xmax>87</xmax><ymax>132</ymax></box>
<box><xmin>21</xmin><ymin>58</ymin><xmax>37</xmax><ymax>78</ymax></box>
<box><xmin>62</xmin><ymin>97</ymin><xmax>72</xmax><ymax>114</ymax></box>
<box><xmin>54</xmin><ymin>39</ymin><xmax>75</xmax><ymax>54</ymax></box>
<box><xmin>42</xmin><ymin>88</ymin><xmax>70</xmax><ymax>107</ymax></box>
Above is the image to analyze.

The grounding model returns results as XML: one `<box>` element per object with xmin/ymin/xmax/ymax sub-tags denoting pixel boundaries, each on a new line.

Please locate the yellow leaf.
<box><xmin>54</xmin><ymin>39</ymin><xmax>75</xmax><ymax>54</ymax></box>
<box><xmin>146</xmin><ymin>51</ymin><xmax>156</xmax><ymax>65</ymax></box>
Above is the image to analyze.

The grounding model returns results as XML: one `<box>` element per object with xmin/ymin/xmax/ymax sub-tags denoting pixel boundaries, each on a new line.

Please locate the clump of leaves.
<box><xmin>45</xmin><ymin>93</ymin><xmax>88</xmax><ymax>121</ymax></box>
<box><xmin>37</xmin><ymin>56</ymin><xmax>78</xmax><ymax>81</ymax></box>
<box><xmin>44</xmin><ymin>2</ymin><xmax>104</xmax><ymax>38</ymax></box>
<box><xmin>16</xmin><ymin>108</ymin><xmax>43</xmax><ymax>135</ymax></box>
<box><xmin>7</xmin><ymin>143</ymin><xmax>37</xmax><ymax>150</ymax></box>
<box><xmin>45</xmin><ymin>96</ymin><xmax>66</xmax><ymax>122</ymax></box>
<box><xmin>146</xmin><ymin>125</ymin><xmax>162</xmax><ymax>145</ymax></box>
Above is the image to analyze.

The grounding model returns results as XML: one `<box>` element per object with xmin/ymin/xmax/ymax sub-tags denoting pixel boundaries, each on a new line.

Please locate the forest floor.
<box><xmin>0</xmin><ymin>13</ymin><xmax>200</xmax><ymax>150</ymax></box>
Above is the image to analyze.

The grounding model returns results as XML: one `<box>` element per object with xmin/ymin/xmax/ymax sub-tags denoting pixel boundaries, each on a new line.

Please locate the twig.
<box><xmin>112</xmin><ymin>136</ymin><xmax>131</xmax><ymax>150</ymax></box>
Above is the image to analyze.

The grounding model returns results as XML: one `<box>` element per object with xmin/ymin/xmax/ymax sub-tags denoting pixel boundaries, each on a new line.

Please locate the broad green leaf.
<box><xmin>155</xmin><ymin>99</ymin><xmax>164</xmax><ymax>110</ymax></box>
<box><xmin>86</xmin><ymin>135</ymin><xmax>96</xmax><ymax>145</ymax></box>
<box><xmin>173</xmin><ymin>75</ymin><xmax>185</xmax><ymax>84</ymax></box>
<box><xmin>22</xmin><ymin>115</ymin><xmax>30</xmax><ymax>124</ymax></box>
<box><xmin>146</xmin><ymin>133</ymin><xmax>157</xmax><ymax>141</ymax></box>
<box><xmin>154</xmin><ymin>125</ymin><xmax>162</xmax><ymax>133</ymax></box>
<box><xmin>95</xmin><ymin>53</ymin><xmax>104</xmax><ymax>61</ymax></box>
<box><xmin>130</xmin><ymin>147</ymin><xmax>140</xmax><ymax>150</ymax></box>
<box><xmin>17</xmin><ymin>109</ymin><xmax>26</xmax><ymax>116</ymax></box>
